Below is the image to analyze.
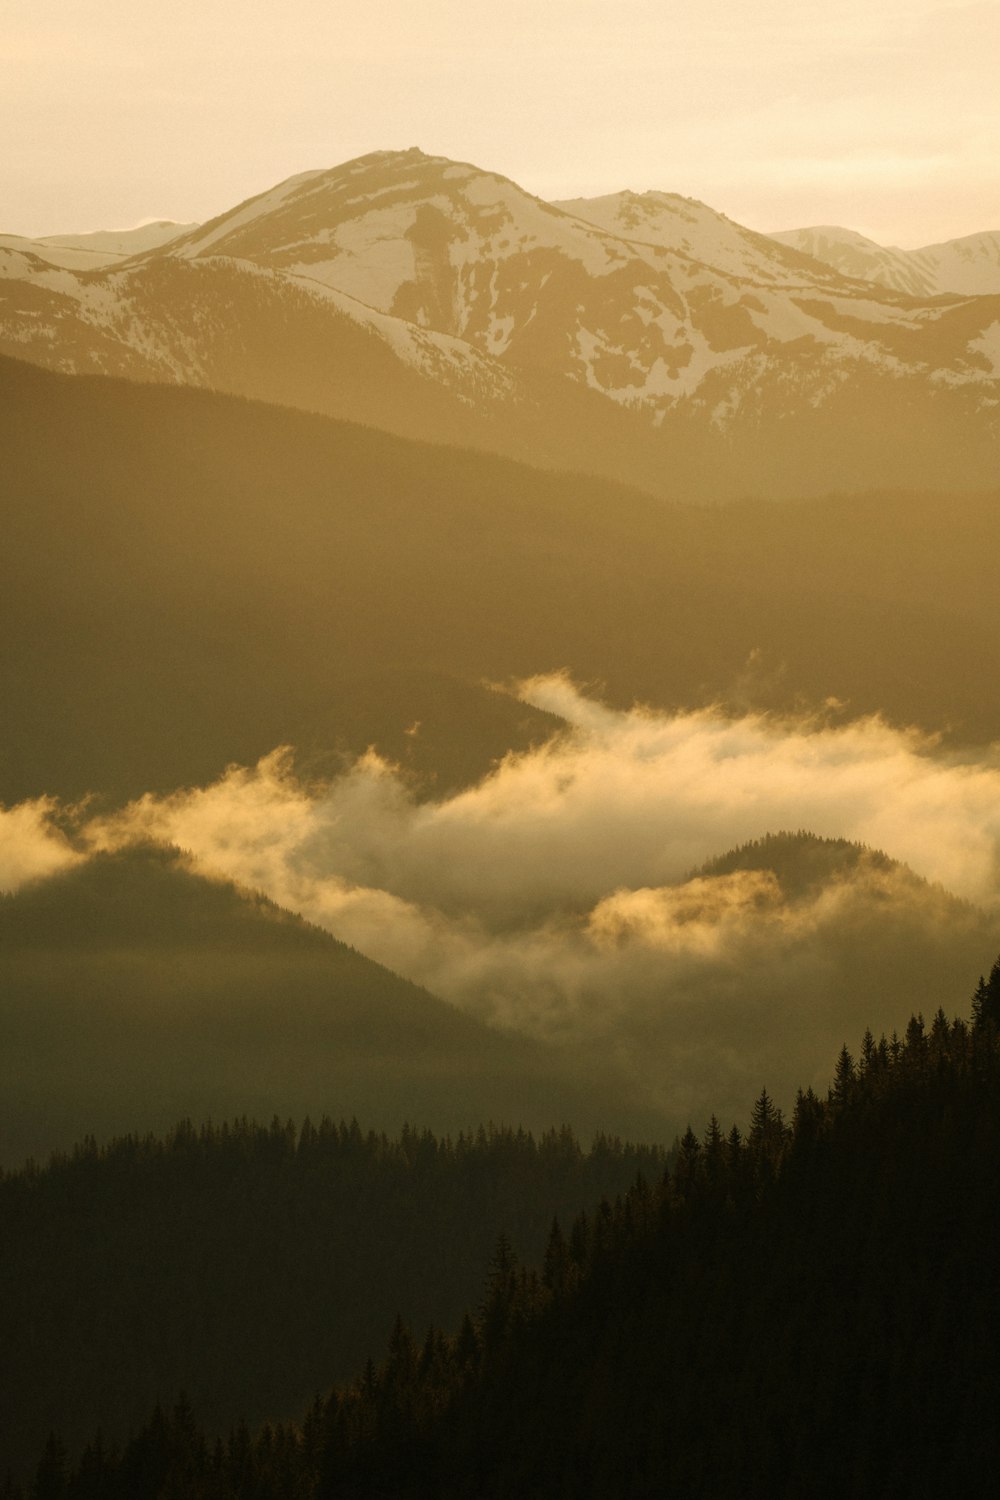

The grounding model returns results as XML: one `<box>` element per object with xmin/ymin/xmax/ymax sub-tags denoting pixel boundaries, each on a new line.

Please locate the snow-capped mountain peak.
<box><xmin>551</xmin><ymin>189</ymin><xmax>833</xmax><ymax>287</ymax></box>
<box><xmin>769</xmin><ymin>224</ymin><xmax>1000</xmax><ymax>297</ymax></box>
<box><xmin>2</xmin><ymin>149</ymin><xmax>998</xmax><ymax>501</ymax></box>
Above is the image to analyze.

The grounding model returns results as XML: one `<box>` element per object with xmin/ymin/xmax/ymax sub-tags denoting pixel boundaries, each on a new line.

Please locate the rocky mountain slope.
<box><xmin>552</xmin><ymin>188</ymin><xmax>835</xmax><ymax>286</ymax></box>
<box><xmin>560</xmin><ymin>195</ymin><xmax>1000</xmax><ymax>298</ymax></box>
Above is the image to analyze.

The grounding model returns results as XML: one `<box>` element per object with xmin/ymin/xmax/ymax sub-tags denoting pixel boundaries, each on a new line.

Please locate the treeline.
<box><xmin>16</xmin><ymin>962</ymin><xmax>1000</xmax><ymax>1498</ymax></box>
<box><xmin>0</xmin><ymin>1120</ymin><xmax>663</xmax><ymax>1484</ymax></box>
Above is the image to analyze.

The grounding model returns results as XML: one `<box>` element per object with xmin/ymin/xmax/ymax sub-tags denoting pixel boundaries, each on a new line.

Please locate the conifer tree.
<box><xmin>542</xmin><ymin>1218</ymin><xmax>570</xmax><ymax>1293</ymax></box>
<box><xmin>675</xmin><ymin>1126</ymin><xmax>702</xmax><ymax>1199</ymax></box>
<box><xmin>905</xmin><ymin>1013</ymin><xmax>927</xmax><ymax>1062</ymax></box>
<box><xmin>454</xmin><ymin>1313</ymin><xmax>480</xmax><ymax>1375</ymax></box>
<box><xmin>972</xmin><ymin>956</ymin><xmax>1000</xmax><ymax>1032</ymax></box>
<box><xmin>702</xmin><ymin>1115</ymin><xmax>726</xmax><ymax>1195</ymax></box>
<box><xmin>831</xmin><ymin>1044</ymin><xmax>856</xmax><ymax>1106</ymax></box>
<box><xmin>29</xmin><ymin>1437</ymin><xmax>66</xmax><ymax>1500</ymax></box>
<box><xmin>792</xmin><ymin>1087</ymin><xmax>824</xmax><ymax>1149</ymax></box>
<box><xmin>479</xmin><ymin>1234</ymin><xmax>519</xmax><ymax>1351</ymax></box>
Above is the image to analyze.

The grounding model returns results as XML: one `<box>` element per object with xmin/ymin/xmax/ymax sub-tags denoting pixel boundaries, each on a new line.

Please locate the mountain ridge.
<box><xmin>5</xmin><ymin>351</ymin><xmax>1000</xmax><ymax>815</ymax></box>
<box><xmin>769</xmin><ymin>223</ymin><xmax>1000</xmax><ymax>297</ymax></box>
<box><xmin>3</xmin><ymin>148</ymin><xmax>999</xmax><ymax>501</ymax></box>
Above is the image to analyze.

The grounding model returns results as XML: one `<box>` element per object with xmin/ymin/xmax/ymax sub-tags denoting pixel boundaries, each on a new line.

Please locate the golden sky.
<box><xmin>3</xmin><ymin>0</ymin><xmax>997</xmax><ymax>245</ymax></box>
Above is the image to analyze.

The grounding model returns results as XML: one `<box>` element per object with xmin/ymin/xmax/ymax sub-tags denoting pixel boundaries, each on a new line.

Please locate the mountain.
<box><xmin>695</xmin><ymin>830</ymin><xmax>895</xmax><ymax>899</ymax></box>
<box><xmin>161</xmin><ymin>149</ymin><xmax>997</xmax><ymax>410</ymax></box>
<box><xmin>553</xmin><ymin>188</ymin><xmax>837</xmax><ymax>286</ymax></box>
<box><xmin>37</xmin><ymin>219</ymin><xmax>197</xmax><ymax>254</ymax></box>
<box><xmin>587</xmin><ymin>832</ymin><xmax>998</xmax><ymax>1133</ymax></box>
<box><xmin>0</xmin><ymin>219</ymin><xmax>196</xmax><ymax>271</ymax></box>
<box><xmin>5</xmin><ymin>355</ymin><xmax>1000</xmax><ymax>810</ymax></box>
<box><xmin>770</xmin><ymin>224</ymin><xmax>1000</xmax><ymax>297</ymax></box>
<box><xmin>2</xmin><ymin>149</ymin><xmax>999</xmax><ymax>499</ymax></box>
<box><xmin>559</xmin><ymin>203</ymin><xmax>1000</xmax><ymax>300</ymax></box>
<box><xmin>0</xmin><ymin>844</ymin><xmax>656</xmax><ymax>1168</ymax></box>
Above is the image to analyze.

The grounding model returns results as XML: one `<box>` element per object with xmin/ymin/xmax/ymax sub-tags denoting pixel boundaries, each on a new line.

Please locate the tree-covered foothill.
<box><xmin>0</xmin><ymin>1116</ymin><xmax>662</xmax><ymax>1484</ymax></box>
<box><xmin>1</xmin><ymin>845</ymin><xmax>667</xmax><ymax>1167</ymax></box>
<box><xmin>11</xmin><ymin>968</ymin><xmax>1000</xmax><ymax>1498</ymax></box>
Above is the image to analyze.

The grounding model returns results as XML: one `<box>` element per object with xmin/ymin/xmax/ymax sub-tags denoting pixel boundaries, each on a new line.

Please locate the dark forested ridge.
<box><xmin>4</xmin><ymin>355</ymin><xmax>1000</xmax><ymax>806</ymax></box>
<box><xmin>12</xmin><ymin>966</ymin><xmax>1000</xmax><ymax>1499</ymax></box>
<box><xmin>0</xmin><ymin>845</ymin><xmax>665</xmax><ymax>1167</ymax></box>
<box><xmin>695</xmin><ymin>829</ymin><xmax>895</xmax><ymax>895</ymax></box>
<box><xmin>0</xmin><ymin>1119</ymin><xmax>662</xmax><ymax>1483</ymax></box>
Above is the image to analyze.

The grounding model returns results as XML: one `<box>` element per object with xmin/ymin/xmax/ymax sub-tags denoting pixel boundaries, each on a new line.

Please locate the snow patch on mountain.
<box><xmin>0</xmin><ymin>236</ymin><xmax>121</xmax><ymax>272</ymax></box>
<box><xmin>554</xmin><ymin>191</ymin><xmax>839</xmax><ymax>289</ymax></box>
<box><xmin>0</xmin><ymin>222</ymin><xmax>197</xmax><ymax>272</ymax></box>
<box><xmin>288</xmin><ymin>203</ymin><xmax>420</xmax><ymax>309</ymax></box>
<box><xmin>965</xmin><ymin>321</ymin><xmax>1000</xmax><ymax>375</ymax></box>
<box><xmin>283</xmin><ymin>266</ymin><xmax>516</xmax><ymax>394</ymax></box>
<box><xmin>460</xmin><ymin>173</ymin><xmax>624</xmax><ymax>279</ymax></box>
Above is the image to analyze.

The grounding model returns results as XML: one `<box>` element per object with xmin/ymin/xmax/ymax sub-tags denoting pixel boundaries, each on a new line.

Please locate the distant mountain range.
<box><xmin>0</xmin><ymin>219</ymin><xmax>198</xmax><ymax>269</ymax></box>
<box><xmin>2</xmin><ymin>148</ymin><xmax>998</xmax><ymax>500</ymax></box>
<box><xmin>769</xmin><ymin>224</ymin><xmax>1000</xmax><ymax>298</ymax></box>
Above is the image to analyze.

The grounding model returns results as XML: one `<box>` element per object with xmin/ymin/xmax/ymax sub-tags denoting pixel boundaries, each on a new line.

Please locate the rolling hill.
<box><xmin>0</xmin><ymin>844</ymin><xmax>657</xmax><ymax>1167</ymax></box>
<box><xmin>4</xmin><ymin>354</ymin><xmax>1000</xmax><ymax>809</ymax></box>
<box><xmin>4</xmin><ymin>354</ymin><xmax>1000</xmax><ymax>811</ymax></box>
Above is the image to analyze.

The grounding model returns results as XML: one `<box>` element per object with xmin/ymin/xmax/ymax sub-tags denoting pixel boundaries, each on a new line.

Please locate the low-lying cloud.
<box><xmin>5</xmin><ymin>677</ymin><xmax>1000</xmax><ymax>1127</ymax></box>
<box><xmin>0</xmin><ymin>798</ymin><xmax>81</xmax><ymax>892</ymax></box>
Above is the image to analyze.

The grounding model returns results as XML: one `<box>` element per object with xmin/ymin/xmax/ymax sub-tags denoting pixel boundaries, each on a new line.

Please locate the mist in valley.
<box><xmin>5</xmin><ymin>679</ymin><xmax>999</xmax><ymax>1153</ymax></box>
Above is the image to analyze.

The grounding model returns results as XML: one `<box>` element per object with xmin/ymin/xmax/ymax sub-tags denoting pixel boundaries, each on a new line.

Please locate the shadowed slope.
<box><xmin>0</xmin><ymin>845</ymin><xmax>656</xmax><ymax>1166</ymax></box>
<box><xmin>4</xmin><ymin>357</ymin><xmax>1000</xmax><ymax>807</ymax></box>
<box><xmin>0</xmin><ymin>1114</ymin><xmax>663</xmax><ymax>1483</ymax></box>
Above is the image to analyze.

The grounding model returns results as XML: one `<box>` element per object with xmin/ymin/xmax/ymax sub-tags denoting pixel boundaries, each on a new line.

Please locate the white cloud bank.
<box><xmin>0</xmin><ymin>799</ymin><xmax>81</xmax><ymax>892</ymax></box>
<box><xmin>5</xmin><ymin>678</ymin><xmax>1000</xmax><ymax>1124</ymax></box>
<box><xmin>74</xmin><ymin>673</ymin><xmax>1000</xmax><ymax>914</ymax></box>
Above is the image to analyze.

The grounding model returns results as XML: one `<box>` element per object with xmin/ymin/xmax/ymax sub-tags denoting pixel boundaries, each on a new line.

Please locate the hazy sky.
<box><xmin>2</xmin><ymin>0</ymin><xmax>997</xmax><ymax>245</ymax></box>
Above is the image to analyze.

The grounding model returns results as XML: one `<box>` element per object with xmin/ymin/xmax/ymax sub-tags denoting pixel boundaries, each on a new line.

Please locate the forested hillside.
<box><xmin>11</xmin><ymin>966</ymin><xmax>1000</xmax><ymax>1497</ymax></box>
<box><xmin>4</xmin><ymin>355</ymin><xmax>1000</xmax><ymax>807</ymax></box>
<box><xmin>0</xmin><ymin>1120</ymin><xmax>661</xmax><ymax>1483</ymax></box>
<box><xmin>0</xmin><ymin>845</ymin><xmax>658</xmax><ymax>1166</ymax></box>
